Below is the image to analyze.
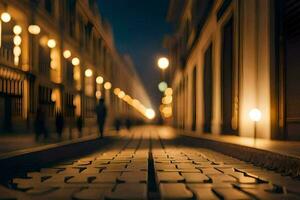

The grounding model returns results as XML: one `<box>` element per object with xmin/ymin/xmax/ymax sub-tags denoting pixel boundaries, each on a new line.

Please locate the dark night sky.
<box><xmin>97</xmin><ymin>0</ymin><xmax>172</xmax><ymax>108</ymax></box>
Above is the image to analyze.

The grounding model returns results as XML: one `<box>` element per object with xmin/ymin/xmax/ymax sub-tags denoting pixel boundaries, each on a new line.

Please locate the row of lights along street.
<box><xmin>0</xmin><ymin>10</ymin><xmax>155</xmax><ymax>120</ymax></box>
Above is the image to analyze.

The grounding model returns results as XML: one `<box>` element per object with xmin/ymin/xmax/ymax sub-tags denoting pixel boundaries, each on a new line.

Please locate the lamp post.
<box><xmin>249</xmin><ymin>108</ymin><xmax>262</xmax><ymax>145</ymax></box>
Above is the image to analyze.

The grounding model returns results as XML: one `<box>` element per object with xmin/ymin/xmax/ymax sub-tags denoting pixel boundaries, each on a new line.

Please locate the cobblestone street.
<box><xmin>1</xmin><ymin>126</ymin><xmax>300</xmax><ymax>200</ymax></box>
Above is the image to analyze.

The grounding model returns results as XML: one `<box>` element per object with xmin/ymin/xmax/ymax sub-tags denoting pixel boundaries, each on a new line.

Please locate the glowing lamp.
<box><xmin>158</xmin><ymin>81</ymin><xmax>168</xmax><ymax>92</ymax></box>
<box><xmin>249</xmin><ymin>108</ymin><xmax>262</xmax><ymax>122</ymax></box>
<box><xmin>104</xmin><ymin>82</ymin><xmax>112</xmax><ymax>90</ymax></box>
<box><xmin>96</xmin><ymin>76</ymin><xmax>104</xmax><ymax>84</ymax></box>
<box><xmin>13</xmin><ymin>35</ymin><xmax>22</xmax><ymax>46</ymax></box>
<box><xmin>85</xmin><ymin>69</ymin><xmax>93</xmax><ymax>77</ymax></box>
<box><xmin>95</xmin><ymin>91</ymin><xmax>102</xmax><ymax>99</ymax></box>
<box><xmin>72</xmin><ymin>57</ymin><xmax>80</xmax><ymax>65</ymax></box>
<box><xmin>118</xmin><ymin>91</ymin><xmax>125</xmax><ymax>99</ymax></box>
<box><xmin>28</xmin><ymin>25</ymin><xmax>40</xmax><ymax>35</ymax></box>
<box><xmin>1</xmin><ymin>12</ymin><xmax>11</xmax><ymax>23</ymax></box>
<box><xmin>145</xmin><ymin>108</ymin><xmax>155</xmax><ymax>120</ymax></box>
<box><xmin>13</xmin><ymin>25</ymin><xmax>22</xmax><ymax>35</ymax></box>
<box><xmin>51</xmin><ymin>91</ymin><xmax>57</xmax><ymax>102</ymax></box>
<box><xmin>13</xmin><ymin>46</ymin><xmax>21</xmax><ymax>56</ymax></box>
<box><xmin>47</xmin><ymin>39</ymin><xmax>56</xmax><ymax>48</ymax></box>
<box><xmin>114</xmin><ymin>88</ymin><xmax>121</xmax><ymax>95</ymax></box>
<box><xmin>165</xmin><ymin>88</ymin><xmax>173</xmax><ymax>96</ymax></box>
<box><xmin>157</xmin><ymin>57</ymin><xmax>169</xmax><ymax>70</ymax></box>
<box><xmin>63</xmin><ymin>50</ymin><xmax>71</xmax><ymax>58</ymax></box>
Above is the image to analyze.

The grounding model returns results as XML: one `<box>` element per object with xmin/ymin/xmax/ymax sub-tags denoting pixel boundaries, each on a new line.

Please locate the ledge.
<box><xmin>0</xmin><ymin>134</ymin><xmax>116</xmax><ymax>180</ymax></box>
<box><xmin>178</xmin><ymin>129</ymin><xmax>300</xmax><ymax>177</ymax></box>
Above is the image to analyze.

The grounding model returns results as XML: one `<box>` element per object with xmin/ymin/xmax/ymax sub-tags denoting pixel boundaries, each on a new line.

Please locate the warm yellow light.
<box><xmin>95</xmin><ymin>91</ymin><xmax>102</xmax><ymax>99</ymax></box>
<box><xmin>118</xmin><ymin>91</ymin><xmax>125</xmax><ymax>98</ymax></box>
<box><xmin>13</xmin><ymin>35</ymin><xmax>22</xmax><ymax>46</ymax></box>
<box><xmin>249</xmin><ymin>108</ymin><xmax>262</xmax><ymax>122</ymax></box>
<box><xmin>145</xmin><ymin>108</ymin><xmax>155</xmax><ymax>119</ymax></box>
<box><xmin>165</xmin><ymin>88</ymin><xmax>173</xmax><ymax>96</ymax></box>
<box><xmin>104</xmin><ymin>82</ymin><xmax>112</xmax><ymax>90</ymax></box>
<box><xmin>114</xmin><ymin>88</ymin><xmax>121</xmax><ymax>95</ymax></box>
<box><xmin>96</xmin><ymin>76</ymin><xmax>104</xmax><ymax>84</ymax></box>
<box><xmin>1</xmin><ymin>12</ymin><xmax>11</xmax><ymax>23</ymax></box>
<box><xmin>72</xmin><ymin>57</ymin><xmax>80</xmax><ymax>65</ymax></box>
<box><xmin>51</xmin><ymin>91</ymin><xmax>57</xmax><ymax>102</ymax></box>
<box><xmin>13</xmin><ymin>46</ymin><xmax>21</xmax><ymax>56</ymax></box>
<box><xmin>63</xmin><ymin>50</ymin><xmax>71</xmax><ymax>58</ymax></box>
<box><xmin>85</xmin><ymin>69</ymin><xmax>93</xmax><ymax>77</ymax></box>
<box><xmin>73</xmin><ymin>70</ymin><xmax>80</xmax><ymax>80</ymax></box>
<box><xmin>158</xmin><ymin>81</ymin><xmax>168</xmax><ymax>92</ymax></box>
<box><xmin>47</xmin><ymin>39</ymin><xmax>56</xmax><ymax>48</ymax></box>
<box><xmin>28</xmin><ymin>25</ymin><xmax>41</xmax><ymax>35</ymax></box>
<box><xmin>13</xmin><ymin>25</ymin><xmax>22</xmax><ymax>35</ymax></box>
<box><xmin>124</xmin><ymin>95</ymin><xmax>130</xmax><ymax>102</ymax></box>
<box><xmin>50</xmin><ymin>60</ymin><xmax>56</xmax><ymax>69</ymax></box>
<box><xmin>162</xmin><ymin>96</ymin><xmax>172</xmax><ymax>104</ymax></box>
<box><xmin>157</xmin><ymin>57</ymin><xmax>169</xmax><ymax>70</ymax></box>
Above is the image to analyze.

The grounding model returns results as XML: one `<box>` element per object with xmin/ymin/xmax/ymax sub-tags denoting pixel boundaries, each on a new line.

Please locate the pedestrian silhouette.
<box><xmin>55</xmin><ymin>110</ymin><xmax>64</xmax><ymax>139</ymax></box>
<box><xmin>34</xmin><ymin>106</ymin><xmax>47</xmax><ymax>141</ymax></box>
<box><xmin>95</xmin><ymin>98</ymin><xmax>107</xmax><ymax>138</ymax></box>
<box><xmin>76</xmin><ymin>116</ymin><xmax>83</xmax><ymax>137</ymax></box>
<box><xmin>114</xmin><ymin>118</ymin><xmax>121</xmax><ymax>132</ymax></box>
<box><xmin>125</xmin><ymin>118</ymin><xmax>131</xmax><ymax>130</ymax></box>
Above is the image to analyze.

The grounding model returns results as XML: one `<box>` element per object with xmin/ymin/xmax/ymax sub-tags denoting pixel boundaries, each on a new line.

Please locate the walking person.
<box><xmin>34</xmin><ymin>106</ymin><xmax>46</xmax><ymax>141</ymax></box>
<box><xmin>76</xmin><ymin>116</ymin><xmax>83</xmax><ymax>137</ymax></box>
<box><xmin>95</xmin><ymin>98</ymin><xmax>107</xmax><ymax>138</ymax></box>
<box><xmin>55</xmin><ymin>110</ymin><xmax>64</xmax><ymax>139</ymax></box>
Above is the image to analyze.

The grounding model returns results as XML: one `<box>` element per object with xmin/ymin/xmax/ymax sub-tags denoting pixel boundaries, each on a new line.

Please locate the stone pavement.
<box><xmin>1</xmin><ymin>126</ymin><xmax>300</xmax><ymax>199</ymax></box>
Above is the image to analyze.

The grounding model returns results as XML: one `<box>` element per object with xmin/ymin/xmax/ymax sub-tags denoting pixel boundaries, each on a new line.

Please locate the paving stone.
<box><xmin>159</xmin><ymin>183</ymin><xmax>193</xmax><ymax>200</ymax></box>
<box><xmin>156</xmin><ymin>172</ymin><xmax>185</xmax><ymax>183</ymax></box>
<box><xmin>43</xmin><ymin>174</ymin><xmax>70</xmax><ymax>184</ymax></box>
<box><xmin>106</xmin><ymin>183</ymin><xmax>147</xmax><ymax>200</ymax></box>
<box><xmin>212</xmin><ymin>187</ymin><xmax>252</xmax><ymax>199</ymax></box>
<box><xmin>35</xmin><ymin>188</ymin><xmax>79</xmax><ymax>200</ymax></box>
<box><xmin>155</xmin><ymin>163</ymin><xmax>177</xmax><ymax>171</ymax></box>
<box><xmin>176</xmin><ymin>163</ymin><xmax>197</xmax><ymax>169</ymax></box>
<box><xmin>72</xmin><ymin>187</ymin><xmax>112</xmax><ymax>200</ymax></box>
<box><xmin>92</xmin><ymin>172</ymin><xmax>120</xmax><ymax>183</ymax></box>
<box><xmin>13</xmin><ymin>178</ymin><xmax>41</xmax><ymax>189</ymax></box>
<box><xmin>187</xmin><ymin>186</ymin><xmax>219</xmax><ymax>200</ymax></box>
<box><xmin>200</xmin><ymin>168</ymin><xmax>223</xmax><ymax>175</ymax></box>
<box><xmin>181</xmin><ymin>173</ymin><xmax>210</xmax><ymax>183</ymax></box>
<box><xmin>118</xmin><ymin>171</ymin><xmax>147</xmax><ymax>183</ymax></box>
<box><xmin>208</xmin><ymin>174</ymin><xmax>237</xmax><ymax>183</ymax></box>
<box><xmin>66</xmin><ymin>175</ymin><xmax>90</xmax><ymax>183</ymax></box>
<box><xmin>81</xmin><ymin>168</ymin><xmax>101</xmax><ymax>174</ymax></box>
<box><xmin>26</xmin><ymin>187</ymin><xmax>57</xmax><ymax>195</ymax></box>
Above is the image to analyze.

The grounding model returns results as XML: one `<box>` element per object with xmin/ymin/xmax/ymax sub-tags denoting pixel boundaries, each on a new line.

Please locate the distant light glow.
<box><xmin>165</xmin><ymin>88</ymin><xmax>173</xmax><ymax>96</ymax></box>
<box><xmin>118</xmin><ymin>91</ymin><xmax>125</xmax><ymax>99</ymax></box>
<box><xmin>95</xmin><ymin>91</ymin><xmax>102</xmax><ymax>99</ymax></box>
<box><xmin>145</xmin><ymin>108</ymin><xmax>155</xmax><ymax>119</ymax></box>
<box><xmin>1</xmin><ymin>12</ymin><xmax>11</xmax><ymax>23</ymax></box>
<box><xmin>47</xmin><ymin>39</ymin><xmax>56</xmax><ymax>48</ymax></box>
<box><xmin>249</xmin><ymin>108</ymin><xmax>262</xmax><ymax>122</ymax></box>
<box><xmin>28</xmin><ymin>25</ymin><xmax>41</xmax><ymax>35</ymax></box>
<box><xmin>85</xmin><ymin>69</ymin><xmax>93</xmax><ymax>77</ymax></box>
<box><xmin>63</xmin><ymin>50</ymin><xmax>71</xmax><ymax>58</ymax></box>
<box><xmin>104</xmin><ymin>82</ymin><xmax>112</xmax><ymax>90</ymax></box>
<box><xmin>158</xmin><ymin>81</ymin><xmax>168</xmax><ymax>92</ymax></box>
<box><xmin>114</xmin><ymin>88</ymin><xmax>121</xmax><ymax>95</ymax></box>
<box><xmin>72</xmin><ymin>57</ymin><xmax>80</xmax><ymax>65</ymax></box>
<box><xmin>13</xmin><ymin>35</ymin><xmax>22</xmax><ymax>46</ymax></box>
<box><xmin>13</xmin><ymin>46</ymin><xmax>21</xmax><ymax>56</ymax></box>
<box><xmin>96</xmin><ymin>76</ymin><xmax>104</xmax><ymax>84</ymax></box>
<box><xmin>157</xmin><ymin>57</ymin><xmax>169</xmax><ymax>70</ymax></box>
<box><xmin>13</xmin><ymin>25</ymin><xmax>22</xmax><ymax>35</ymax></box>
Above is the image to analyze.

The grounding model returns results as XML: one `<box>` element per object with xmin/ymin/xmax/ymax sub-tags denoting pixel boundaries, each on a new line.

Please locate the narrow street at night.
<box><xmin>1</xmin><ymin>0</ymin><xmax>300</xmax><ymax>199</ymax></box>
<box><xmin>0</xmin><ymin>126</ymin><xmax>299</xmax><ymax>199</ymax></box>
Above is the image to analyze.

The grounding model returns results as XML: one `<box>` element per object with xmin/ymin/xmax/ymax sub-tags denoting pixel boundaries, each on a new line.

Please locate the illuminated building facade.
<box><xmin>166</xmin><ymin>0</ymin><xmax>300</xmax><ymax>140</ymax></box>
<box><xmin>0</xmin><ymin>0</ymin><xmax>152</xmax><ymax>133</ymax></box>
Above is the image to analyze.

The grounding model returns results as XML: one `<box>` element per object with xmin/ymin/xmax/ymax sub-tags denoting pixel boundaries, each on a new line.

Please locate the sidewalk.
<box><xmin>0</xmin><ymin>126</ymin><xmax>115</xmax><ymax>155</ymax></box>
<box><xmin>178</xmin><ymin>128</ymin><xmax>300</xmax><ymax>176</ymax></box>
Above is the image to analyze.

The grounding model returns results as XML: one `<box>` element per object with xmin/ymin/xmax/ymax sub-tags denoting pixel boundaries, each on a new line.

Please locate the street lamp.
<box><xmin>158</xmin><ymin>81</ymin><xmax>168</xmax><ymax>92</ymax></box>
<box><xmin>249</xmin><ymin>108</ymin><xmax>261</xmax><ymax>145</ymax></box>
<box><xmin>157</xmin><ymin>57</ymin><xmax>169</xmax><ymax>70</ymax></box>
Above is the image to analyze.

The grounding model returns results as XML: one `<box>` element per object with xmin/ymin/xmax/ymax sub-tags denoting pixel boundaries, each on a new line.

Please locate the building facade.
<box><xmin>0</xmin><ymin>0</ymin><xmax>152</xmax><ymax>133</ymax></box>
<box><xmin>166</xmin><ymin>0</ymin><xmax>300</xmax><ymax>140</ymax></box>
